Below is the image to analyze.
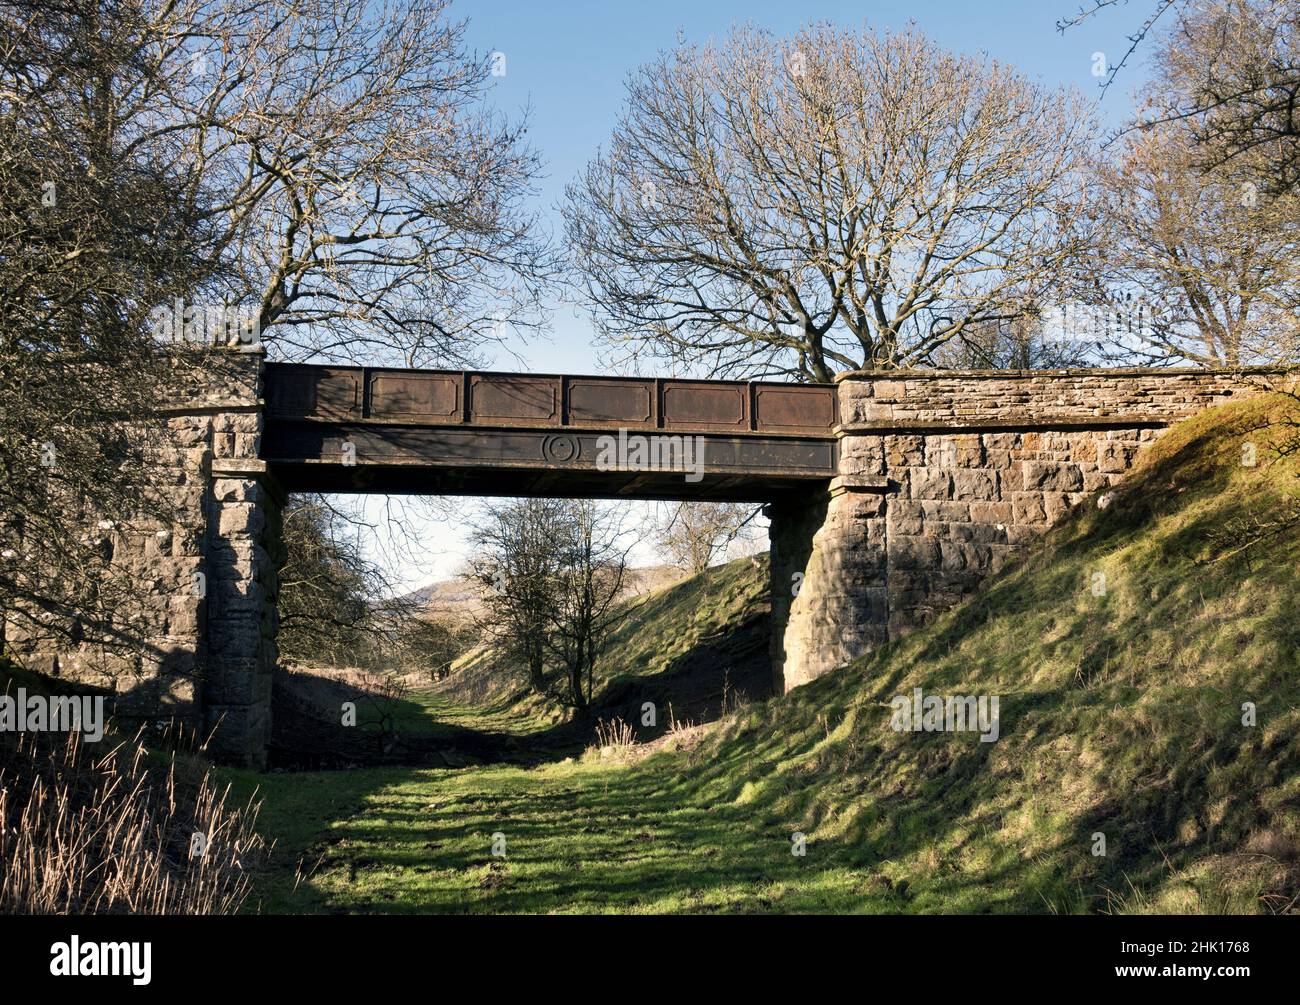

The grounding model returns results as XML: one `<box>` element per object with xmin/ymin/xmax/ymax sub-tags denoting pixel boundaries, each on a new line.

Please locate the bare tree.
<box><xmin>1058</xmin><ymin>1</ymin><xmax>1300</xmax><ymax>365</ymax></box>
<box><xmin>1154</xmin><ymin>1</ymin><xmax>1300</xmax><ymax>197</ymax></box>
<box><xmin>544</xmin><ymin>501</ymin><xmax>631</xmax><ymax>713</ymax></box>
<box><xmin>277</xmin><ymin>495</ymin><xmax>421</xmax><ymax>670</ymax></box>
<box><xmin>1080</xmin><ymin>124</ymin><xmax>1300</xmax><ymax>366</ymax></box>
<box><xmin>1063</xmin><ymin>1</ymin><xmax>1300</xmax><ymax>196</ymax></box>
<box><xmin>2</xmin><ymin>0</ymin><xmax>556</xmax><ymax>677</ymax></box>
<box><xmin>466</xmin><ymin>498</ymin><xmax>568</xmax><ymax>695</ymax></box>
<box><xmin>171</xmin><ymin>0</ymin><xmax>557</xmax><ymax>364</ymax></box>
<box><xmin>563</xmin><ymin>23</ymin><xmax>1096</xmax><ymax>381</ymax></box>
<box><xmin>467</xmin><ymin>499</ymin><xmax>631</xmax><ymax>712</ymax></box>
<box><xmin>32</xmin><ymin>0</ymin><xmax>556</xmax><ymax>367</ymax></box>
<box><xmin>656</xmin><ymin>502</ymin><xmax>758</xmax><ymax>575</ymax></box>
<box><xmin>0</xmin><ymin>0</ymin><xmax>219</xmax><ymax>664</ymax></box>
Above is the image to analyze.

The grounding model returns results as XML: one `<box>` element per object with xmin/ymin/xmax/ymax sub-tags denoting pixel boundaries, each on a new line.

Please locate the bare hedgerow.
<box><xmin>0</xmin><ymin>727</ymin><xmax>268</xmax><ymax>915</ymax></box>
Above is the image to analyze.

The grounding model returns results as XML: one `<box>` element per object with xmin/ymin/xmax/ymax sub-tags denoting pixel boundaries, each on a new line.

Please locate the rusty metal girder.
<box><xmin>264</xmin><ymin>363</ymin><xmax>838</xmax><ymax>436</ymax></box>
<box><xmin>261</xmin><ymin>364</ymin><xmax>838</xmax><ymax>500</ymax></box>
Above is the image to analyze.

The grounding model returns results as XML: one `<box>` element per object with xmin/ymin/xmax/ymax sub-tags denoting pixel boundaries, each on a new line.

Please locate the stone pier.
<box><xmin>177</xmin><ymin>352</ymin><xmax>284</xmax><ymax>766</ymax></box>
<box><xmin>3</xmin><ymin>350</ymin><xmax>281</xmax><ymax>767</ymax></box>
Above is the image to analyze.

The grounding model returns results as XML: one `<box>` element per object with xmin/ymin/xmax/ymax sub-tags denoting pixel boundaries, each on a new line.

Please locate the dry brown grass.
<box><xmin>0</xmin><ymin>726</ymin><xmax>268</xmax><ymax>914</ymax></box>
<box><xmin>593</xmin><ymin>716</ymin><xmax>637</xmax><ymax>750</ymax></box>
<box><xmin>584</xmin><ymin>716</ymin><xmax>639</xmax><ymax>762</ymax></box>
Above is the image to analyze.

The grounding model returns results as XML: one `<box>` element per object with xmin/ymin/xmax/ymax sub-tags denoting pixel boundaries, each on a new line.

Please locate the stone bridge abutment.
<box><xmin>767</xmin><ymin>368</ymin><xmax>1272</xmax><ymax>693</ymax></box>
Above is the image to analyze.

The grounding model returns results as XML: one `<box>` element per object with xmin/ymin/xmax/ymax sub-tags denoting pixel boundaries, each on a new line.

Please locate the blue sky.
<box><xmin>362</xmin><ymin>0</ymin><xmax>1155</xmax><ymax>589</ymax></box>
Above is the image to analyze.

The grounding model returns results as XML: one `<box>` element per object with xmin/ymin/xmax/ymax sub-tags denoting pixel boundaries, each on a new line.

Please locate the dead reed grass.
<box><xmin>0</xmin><ymin>725</ymin><xmax>267</xmax><ymax>914</ymax></box>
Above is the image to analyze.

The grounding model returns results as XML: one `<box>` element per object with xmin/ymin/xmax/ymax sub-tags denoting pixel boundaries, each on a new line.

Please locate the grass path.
<box><xmin>226</xmin><ymin>742</ymin><xmax>888</xmax><ymax>914</ymax></box>
<box><xmin>382</xmin><ymin>686</ymin><xmax>556</xmax><ymax>737</ymax></box>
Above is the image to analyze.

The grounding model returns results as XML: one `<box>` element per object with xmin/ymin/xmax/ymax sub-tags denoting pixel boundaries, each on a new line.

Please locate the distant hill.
<box><xmin>402</xmin><ymin>563</ymin><xmax>695</xmax><ymax>622</ymax></box>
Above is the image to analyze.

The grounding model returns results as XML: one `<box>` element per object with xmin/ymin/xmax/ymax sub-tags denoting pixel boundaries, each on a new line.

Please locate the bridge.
<box><xmin>261</xmin><ymin>363</ymin><xmax>838</xmax><ymax>500</ymax></box>
<box><xmin>4</xmin><ymin>351</ymin><xmax>1277</xmax><ymax>767</ymax></box>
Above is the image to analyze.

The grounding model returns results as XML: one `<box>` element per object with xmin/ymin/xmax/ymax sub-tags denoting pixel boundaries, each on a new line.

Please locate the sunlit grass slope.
<box><xmin>676</xmin><ymin>391</ymin><xmax>1300</xmax><ymax>913</ymax></box>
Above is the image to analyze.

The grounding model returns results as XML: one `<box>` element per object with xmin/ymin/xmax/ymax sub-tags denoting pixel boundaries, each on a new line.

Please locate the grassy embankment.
<box><xmin>229</xmin><ymin>394</ymin><xmax>1300</xmax><ymax>914</ymax></box>
<box><xmin>325</xmin><ymin>553</ymin><xmax>771</xmax><ymax>767</ymax></box>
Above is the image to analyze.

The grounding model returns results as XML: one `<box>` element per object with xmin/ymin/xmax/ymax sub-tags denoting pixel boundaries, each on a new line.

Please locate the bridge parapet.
<box><xmin>836</xmin><ymin>366</ymin><xmax>1283</xmax><ymax>430</ymax></box>
<box><xmin>262</xmin><ymin>363</ymin><xmax>840</xmax><ymax>500</ymax></box>
<box><xmin>264</xmin><ymin>362</ymin><xmax>838</xmax><ymax>434</ymax></box>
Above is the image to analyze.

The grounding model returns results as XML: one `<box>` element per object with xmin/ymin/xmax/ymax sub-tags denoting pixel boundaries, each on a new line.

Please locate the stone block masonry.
<box><xmin>769</xmin><ymin>367</ymin><xmax>1285</xmax><ymax>692</ymax></box>
<box><xmin>169</xmin><ymin>351</ymin><xmax>284</xmax><ymax>767</ymax></box>
<box><xmin>3</xmin><ymin>350</ymin><xmax>282</xmax><ymax>768</ymax></box>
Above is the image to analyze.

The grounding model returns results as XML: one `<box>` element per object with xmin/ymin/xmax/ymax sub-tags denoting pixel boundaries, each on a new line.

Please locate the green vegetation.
<box><xmin>437</xmin><ymin>555</ymin><xmax>770</xmax><ymax>735</ymax></box>
<box><xmin>231</xmin><ymin>395</ymin><xmax>1300</xmax><ymax>914</ymax></box>
<box><xmin>599</xmin><ymin>554</ymin><xmax>768</xmax><ymax>696</ymax></box>
<box><xmin>268</xmin><ymin>557</ymin><xmax>769</xmax><ymax>771</ymax></box>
